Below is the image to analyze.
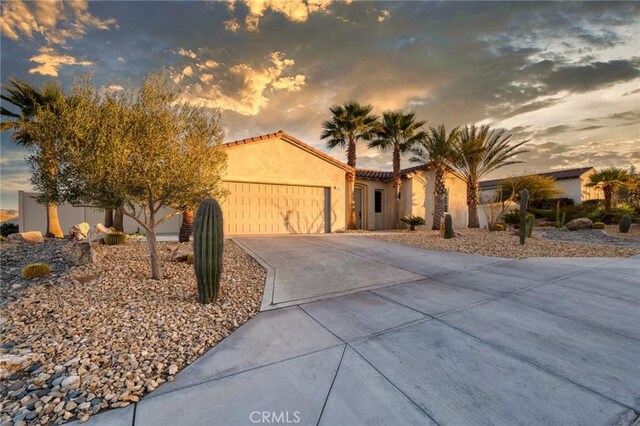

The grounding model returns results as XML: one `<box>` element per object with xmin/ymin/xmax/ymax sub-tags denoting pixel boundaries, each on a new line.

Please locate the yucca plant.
<box><xmin>401</xmin><ymin>215</ymin><xmax>426</xmax><ymax>231</ymax></box>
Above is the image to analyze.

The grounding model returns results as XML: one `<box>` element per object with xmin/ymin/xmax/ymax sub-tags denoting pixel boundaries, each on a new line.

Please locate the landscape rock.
<box><xmin>0</xmin><ymin>354</ymin><xmax>37</xmax><ymax>379</ymax></box>
<box><xmin>565</xmin><ymin>218</ymin><xmax>593</xmax><ymax>231</ymax></box>
<box><xmin>69</xmin><ymin>223</ymin><xmax>90</xmax><ymax>241</ymax></box>
<box><xmin>61</xmin><ymin>375</ymin><xmax>80</xmax><ymax>388</ymax></box>
<box><xmin>63</xmin><ymin>241</ymin><xmax>101</xmax><ymax>266</ymax></box>
<box><xmin>87</xmin><ymin>223</ymin><xmax>111</xmax><ymax>243</ymax></box>
<box><xmin>6</xmin><ymin>231</ymin><xmax>44</xmax><ymax>244</ymax></box>
<box><xmin>170</xmin><ymin>246</ymin><xmax>192</xmax><ymax>262</ymax></box>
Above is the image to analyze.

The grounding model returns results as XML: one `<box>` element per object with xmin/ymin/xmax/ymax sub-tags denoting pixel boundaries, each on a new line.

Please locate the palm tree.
<box><xmin>321</xmin><ymin>101</ymin><xmax>378</xmax><ymax>229</ymax></box>
<box><xmin>1</xmin><ymin>78</ymin><xmax>65</xmax><ymax>238</ymax></box>
<box><xmin>369</xmin><ymin>111</ymin><xmax>427</xmax><ymax>229</ymax></box>
<box><xmin>586</xmin><ymin>167</ymin><xmax>629</xmax><ymax>214</ymax></box>
<box><xmin>449</xmin><ymin>124</ymin><xmax>529</xmax><ymax>228</ymax></box>
<box><xmin>411</xmin><ymin>125</ymin><xmax>459</xmax><ymax>230</ymax></box>
<box><xmin>179</xmin><ymin>207</ymin><xmax>194</xmax><ymax>242</ymax></box>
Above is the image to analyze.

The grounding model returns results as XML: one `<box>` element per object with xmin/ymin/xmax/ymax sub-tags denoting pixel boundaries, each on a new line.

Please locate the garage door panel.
<box><xmin>221</xmin><ymin>182</ymin><xmax>326</xmax><ymax>234</ymax></box>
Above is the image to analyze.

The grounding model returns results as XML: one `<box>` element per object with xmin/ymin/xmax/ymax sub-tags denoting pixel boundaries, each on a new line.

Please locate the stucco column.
<box><xmin>346</xmin><ymin>171</ymin><xmax>356</xmax><ymax>230</ymax></box>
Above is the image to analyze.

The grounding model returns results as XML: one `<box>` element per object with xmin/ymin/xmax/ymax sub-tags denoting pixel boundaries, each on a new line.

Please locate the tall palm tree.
<box><xmin>321</xmin><ymin>101</ymin><xmax>378</xmax><ymax>229</ymax></box>
<box><xmin>1</xmin><ymin>78</ymin><xmax>65</xmax><ymax>238</ymax></box>
<box><xmin>449</xmin><ymin>124</ymin><xmax>529</xmax><ymax>228</ymax></box>
<box><xmin>411</xmin><ymin>125</ymin><xmax>459</xmax><ymax>230</ymax></box>
<box><xmin>369</xmin><ymin>111</ymin><xmax>427</xmax><ymax>229</ymax></box>
<box><xmin>586</xmin><ymin>167</ymin><xmax>629</xmax><ymax>214</ymax></box>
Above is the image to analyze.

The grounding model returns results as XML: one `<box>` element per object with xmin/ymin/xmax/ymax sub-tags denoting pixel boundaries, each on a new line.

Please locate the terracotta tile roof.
<box><xmin>480</xmin><ymin>166</ymin><xmax>595</xmax><ymax>190</ymax></box>
<box><xmin>222</xmin><ymin>131</ymin><xmax>354</xmax><ymax>172</ymax></box>
<box><xmin>355</xmin><ymin>164</ymin><xmax>431</xmax><ymax>182</ymax></box>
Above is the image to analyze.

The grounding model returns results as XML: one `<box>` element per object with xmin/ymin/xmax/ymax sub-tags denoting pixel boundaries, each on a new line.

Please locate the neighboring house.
<box><xmin>17</xmin><ymin>131</ymin><xmax>468</xmax><ymax>235</ymax></box>
<box><xmin>479</xmin><ymin>166</ymin><xmax>602</xmax><ymax>205</ymax></box>
<box><xmin>355</xmin><ymin>165</ymin><xmax>468</xmax><ymax>230</ymax></box>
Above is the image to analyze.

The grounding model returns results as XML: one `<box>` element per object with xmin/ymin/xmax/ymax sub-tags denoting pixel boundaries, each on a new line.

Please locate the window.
<box><xmin>443</xmin><ymin>188</ymin><xmax>449</xmax><ymax>212</ymax></box>
<box><xmin>375</xmin><ymin>190</ymin><xmax>383</xmax><ymax>213</ymax></box>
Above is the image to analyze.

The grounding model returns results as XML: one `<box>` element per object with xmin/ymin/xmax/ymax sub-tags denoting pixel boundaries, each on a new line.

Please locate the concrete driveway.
<box><xmin>79</xmin><ymin>235</ymin><xmax>640</xmax><ymax>426</ymax></box>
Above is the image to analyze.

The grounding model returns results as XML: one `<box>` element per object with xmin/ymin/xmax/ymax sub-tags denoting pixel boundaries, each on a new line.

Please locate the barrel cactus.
<box><xmin>619</xmin><ymin>214</ymin><xmax>632</xmax><ymax>233</ymax></box>
<box><xmin>593</xmin><ymin>222</ymin><xmax>606</xmax><ymax>230</ymax></box>
<box><xmin>21</xmin><ymin>263</ymin><xmax>51</xmax><ymax>279</ymax></box>
<box><xmin>104</xmin><ymin>232</ymin><xmax>127</xmax><ymax>245</ymax></box>
<box><xmin>193</xmin><ymin>198</ymin><xmax>224</xmax><ymax>304</ymax></box>
<box><xmin>443</xmin><ymin>214</ymin><xmax>455</xmax><ymax>239</ymax></box>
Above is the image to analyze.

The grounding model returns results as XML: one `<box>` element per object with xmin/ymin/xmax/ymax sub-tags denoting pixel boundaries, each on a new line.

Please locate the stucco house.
<box><xmin>355</xmin><ymin>166</ymin><xmax>468</xmax><ymax>230</ymax></box>
<box><xmin>17</xmin><ymin>131</ymin><xmax>468</xmax><ymax>235</ymax></box>
<box><xmin>479</xmin><ymin>166</ymin><xmax>602</xmax><ymax>205</ymax></box>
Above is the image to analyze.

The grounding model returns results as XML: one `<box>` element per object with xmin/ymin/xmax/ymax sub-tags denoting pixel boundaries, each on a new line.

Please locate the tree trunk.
<box><xmin>113</xmin><ymin>207</ymin><xmax>124</xmax><ymax>232</ymax></box>
<box><xmin>393</xmin><ymin>146</ymin><xmax>401</xmax><ymax>229</ymax></box>
<box><xmin>104</xmin><ymin>209</ymin><xmax>114</xmax><ymax>228</ymax></box>
<box><xmin>603</xmin><ymin>186</ymin><xmax>613</xmax><ymax>214</ymax></box>
<box><xmin>467</xmin><ymin>180</ymin><xmax>480</xmax><ymax>228</ymax></box>
<box><xmin>46</xmin><ymin>202</ymin><xmax>64</xmax><ymax>238</ymax></box>
<box><xmin>179</xmin><ymin>209</ymin><xmax>194</xmax><ymax>242</ymax></box>
<box><xmin>432</xmin><ymin>167</ymin><xmax>445</xmax><ymax>230</ymax></box>
<box><xmin>146</xmin><ymin>226</ymin><xmax>162</xmax><ymax>280</ymax></box>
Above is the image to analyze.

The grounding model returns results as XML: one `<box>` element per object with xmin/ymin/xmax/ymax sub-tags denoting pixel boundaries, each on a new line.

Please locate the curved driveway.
<box><xmin>80</xmin><ymin>235</ymin><xmax>640</xmax><ymax>426</ymax></box>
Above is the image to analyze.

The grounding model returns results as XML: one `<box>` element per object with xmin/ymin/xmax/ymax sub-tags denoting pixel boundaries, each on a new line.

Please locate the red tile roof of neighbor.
<box><xmin>479</xmin><ymin>166</ymin><xmax>595</xmax><ymax>190</ymax></box>
<box><xmin>355</xmin><ymin>164</ymin><xmax>431</xmax><ymax>181</ymax></box>
<box><xmin>222</xmin><ymin>131</ymin><xmax>354</xmax><ymax>172</ymax></box>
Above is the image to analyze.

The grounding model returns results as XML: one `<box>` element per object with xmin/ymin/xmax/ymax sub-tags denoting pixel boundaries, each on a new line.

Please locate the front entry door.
<box><xmin>354</xmin><ymin>188</ymin><xmax>363</xmax><ymax>229</ymax></box>
<box><xmin>374</xmin><ymin>189</ymin><xmax>384</xmax><ymax>230</ymax></box>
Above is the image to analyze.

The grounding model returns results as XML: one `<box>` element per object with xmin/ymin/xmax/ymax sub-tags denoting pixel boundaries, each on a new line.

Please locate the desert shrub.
<box><xmin>503</xmin><ymin>210</ymin><xmax>520</xmax><ymax>225</ymax></box>
<box><xmin>0</xmin><ymin>222</ymin><xmax>19</xmax><ymax>237</ymax></box>
<box><xmin>531</xmin><ymin>197</ymin><xmax>575</xmax><ymax>210</ymax></box>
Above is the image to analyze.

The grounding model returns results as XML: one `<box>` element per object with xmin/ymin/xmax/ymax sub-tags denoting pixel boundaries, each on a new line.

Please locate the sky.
<box><xmin>1</xmin><ymin>0</ymin><xmax>639</xmax><ymax>209</ymax></box>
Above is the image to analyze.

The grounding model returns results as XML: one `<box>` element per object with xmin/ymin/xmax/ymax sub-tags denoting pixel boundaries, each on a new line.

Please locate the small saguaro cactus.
<box><xmin>519</xmin><ymin>189</ymin><xmax>529</xmax><ymax>245</ymax></box>
<box><xmin>619</xmin><ymin>214</ymin><xmax>632</xmax><ymax>233</ymax></box>
<box><xmin>443</xmin><ymin>214</ymin><xmax>455</xmax><ymax>239</ymax></box>
<box><xmin>193</xmin><ymin>198</ymin><xmax>224</xmax><ymax>304</ymax></box>
<box><xmin>526</xmin><ymin>214</ymin><xmax>534</xmax><ymax>238</ymax></box>
<box><xmin>21</xmin><ymin>263</ymin><xmax>51</xmax><ymax>279</ymax></box>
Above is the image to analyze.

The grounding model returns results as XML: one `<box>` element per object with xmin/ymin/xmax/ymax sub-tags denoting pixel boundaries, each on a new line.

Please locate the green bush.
<box><xmin>503</xmin><ymin>210</ymin><xmax>520</xmax><ymax>225</ymax></box>
<box><xmin>0</xmin><ymin>222</ymin><xmax>19</xmax><ymax>237</ymax></box>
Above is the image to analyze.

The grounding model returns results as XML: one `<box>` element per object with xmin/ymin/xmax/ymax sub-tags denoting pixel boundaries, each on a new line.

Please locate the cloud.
<box><xmin>541</xmin><ymin>59</ymin><xmax>640</xmax><ymax>93</ymax></box>
<box><xmin>28</xmin><ymin>46</ymin><xmax>93</xmax><ymax>76</ymax></box>
<box><xmin>1</xmin><ymin>0</ymin><xmax>116</xmax><ymax>45</ymax></box>
<box><xmin>178</xmin><ymin>51</ymin><xmax>306</xmax><ymax>116</ymax></box>
<box><xmin>377</xmin><ymin>9</ymin><xmax>391</xmax><ymax>22</ymax></box>
<box><xmin>228</xmin><ymin>0</ymin><xmax>333</xmax><ymax>31</ymax></box>
<box><xmin>105</xmin><ymin>84</ymin><xmax>124</xmax><ymax>92</ymax></box>
<box><xmin>117</xmin><ymin>56</ymin><xmax>125</xmax><ymax>63</ymax></box>
<box><xmin>177</xmin><ymin>48</ymin><xmax>197</xmax><ymax>59</ymax></box>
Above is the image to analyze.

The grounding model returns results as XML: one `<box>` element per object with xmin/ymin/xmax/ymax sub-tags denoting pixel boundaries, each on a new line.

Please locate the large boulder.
<box><xmin>6</xmin><ymin>231</ymin><xmax>44</xmax><ymax>244</ymax></box>
<box><xmin>69</xmin><ymin>222</ymin><xmax>90</xmax><ymax>241</ymax></box>
<box><xmin>565</xmin><ymin>218</ymin><xmax>593</xmax><ymax>231</ymax></box>
<box><xmin>64</xmin><ymin>241</ymin><xmax>101</xmax><ymax>265</ymax></box>
<box><xmin>87</xmin><ymin>223</ymin><xmax>111</xmax><ymax>243</ymax></box>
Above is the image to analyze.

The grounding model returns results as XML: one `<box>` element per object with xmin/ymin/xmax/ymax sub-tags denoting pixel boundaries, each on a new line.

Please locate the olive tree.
<box><xmin>60</xmin><ymin>73</ymin><xmax>228</xmax><ymax>279</ymax></box>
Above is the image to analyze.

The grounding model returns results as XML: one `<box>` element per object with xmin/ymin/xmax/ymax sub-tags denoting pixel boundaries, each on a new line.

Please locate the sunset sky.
<box><xmin>1</xmin><ymin>0</ymin><xmax>639</xmax><ymax>209</ymax></box>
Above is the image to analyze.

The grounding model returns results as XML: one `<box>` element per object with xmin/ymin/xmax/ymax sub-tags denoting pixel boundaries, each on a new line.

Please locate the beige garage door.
<box><xmin>222</xmin><ymin>182</ymin><xmax>329</xmax><ymax>234</ymax></box>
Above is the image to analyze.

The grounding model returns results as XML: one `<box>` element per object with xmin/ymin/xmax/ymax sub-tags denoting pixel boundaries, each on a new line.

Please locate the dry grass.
<box><xmin>369</xmin><ymin>228</ymin><xmax>640</xmax><ymax>259</ymax></box>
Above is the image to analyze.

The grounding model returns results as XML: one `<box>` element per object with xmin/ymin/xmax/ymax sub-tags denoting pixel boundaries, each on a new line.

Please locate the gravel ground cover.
<box><xmin>1</xmin><ymin>239</ymin><xmax>75</xmax><ymax>307</ymax></box>
<box><xmin>369</xmin><ymin>228</ymin><xmax>640</xmax><ymax>259</ymax></box>
<box><xmin>539</xmin><ymin>228</ymin><xmax>640</xmax><ymax>248</ymax></box>
<box><xmin>0</xmin><ymin>240</ymin><xmax>266</xmax><ymax>425</ymax></box>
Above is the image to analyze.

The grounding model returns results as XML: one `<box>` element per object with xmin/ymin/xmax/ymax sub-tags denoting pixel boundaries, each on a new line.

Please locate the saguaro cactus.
<box><xmin>193</xmin><ymin>198</ymin><xmax>224</xmax><ymax>304</ymax></box>
<box><xmin>519</xmin><ymin>189</ymin><xmax>529</xmax><ymax>245</ymax></box>
<box><xmin>443</xmin><ymin>214</ymin><xmax>455</xmax><ymax>239</ymax></box>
